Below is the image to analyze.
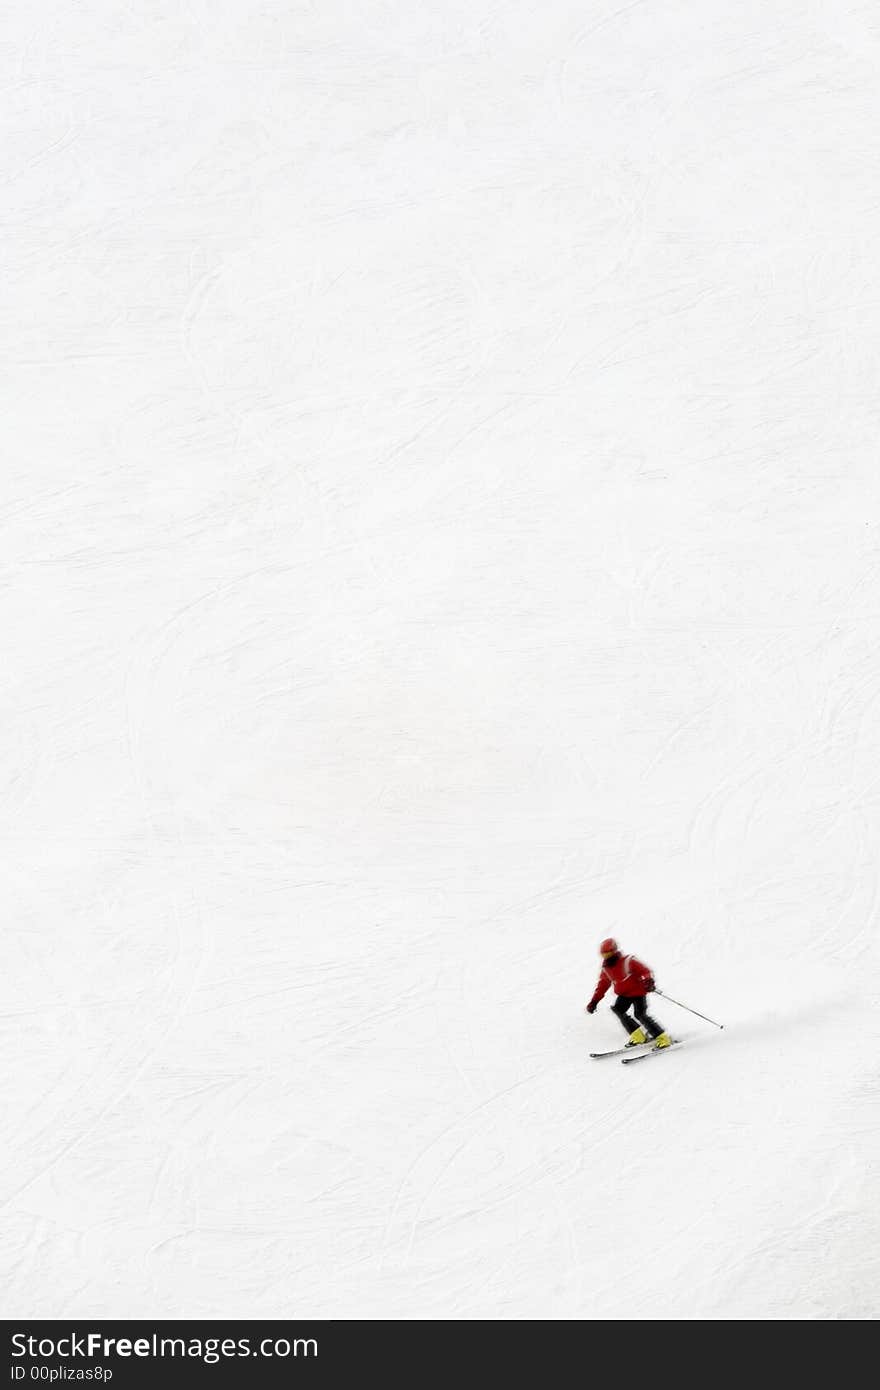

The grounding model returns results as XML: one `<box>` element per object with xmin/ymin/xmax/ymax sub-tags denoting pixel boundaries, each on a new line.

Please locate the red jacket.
<box><xmin>589</xmin><ymin>953</ymin><xmax>655</xmax><ymax>1008</ymax></box>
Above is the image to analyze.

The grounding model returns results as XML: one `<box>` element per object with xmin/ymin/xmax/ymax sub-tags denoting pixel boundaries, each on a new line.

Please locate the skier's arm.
<box><xmin>630</xmin><ymin>955</ymin><xmax>655</xmax><ymax>991</ymax></box>
<box><xmin>586</xmin><ymin>973</ymin><xmax>611</xmax><ymax>1012</ymax></box>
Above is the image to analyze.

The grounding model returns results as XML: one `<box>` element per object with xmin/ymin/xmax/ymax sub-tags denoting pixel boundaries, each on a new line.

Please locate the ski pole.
<box><xmin>655</xmin><ymin>990</ymin><xmax>724</xmax><ymax>1030</ymax></box>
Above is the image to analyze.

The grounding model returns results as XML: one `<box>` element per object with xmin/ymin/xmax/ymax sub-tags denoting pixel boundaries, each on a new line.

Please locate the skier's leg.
<box><xmin>631</xmin><ymin>996</ymin><xmax>665</xmax><ymax>1040</ymax></box>
<box><xmin>614</xmin><ymin>994</ymin><xmax>647</xmax><ymax>1043</ymax></box>
<box><xmin>611</xmin><ymin>995</ymin><xmax>635</xmax><ymax>1035</ymax></box>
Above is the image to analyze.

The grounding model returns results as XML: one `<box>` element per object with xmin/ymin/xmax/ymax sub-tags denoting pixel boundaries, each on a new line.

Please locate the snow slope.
<box><xmin>2</xmin><ymin>0</ymin><xmax>879</xmax><ymax>1320</ymax></box>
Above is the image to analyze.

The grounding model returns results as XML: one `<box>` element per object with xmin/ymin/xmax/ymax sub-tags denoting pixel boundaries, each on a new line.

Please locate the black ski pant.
<box><xmin>612</xmin><ymin>994</ymin><xmax>664</xmax><ymax>1039</ymax></box>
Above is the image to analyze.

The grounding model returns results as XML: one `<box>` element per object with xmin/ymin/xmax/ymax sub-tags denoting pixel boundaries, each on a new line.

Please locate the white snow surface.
<box><xmin>3</xmin><ymin>0</ymin><xmax>880</xmax><ymax>1321</ymax></box>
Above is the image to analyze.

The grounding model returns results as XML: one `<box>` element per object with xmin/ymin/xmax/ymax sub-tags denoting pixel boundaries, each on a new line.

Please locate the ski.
<box><xmin>621</xmin><ymin>1040</ymin><xmax>683</xmax><ymax>1065</ymax></box>
<box><xmin>590</xmin><ymin>1040</ymin><xmax>656</xmax><ymax>1059</ymax></box>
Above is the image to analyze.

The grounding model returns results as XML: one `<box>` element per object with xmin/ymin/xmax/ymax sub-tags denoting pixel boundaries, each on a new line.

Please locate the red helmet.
<box><xmin>600</xmin><ymin>937</ymin><xmax>618</xmax><ymax>957</ymax></box>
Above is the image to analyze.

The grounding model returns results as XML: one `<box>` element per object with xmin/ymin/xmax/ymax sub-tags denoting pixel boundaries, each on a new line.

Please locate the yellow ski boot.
<box><xmin>653</xmin><ymin>1032</ymin><xmax>672</xmax><ymax>1049</ymax></box>
<box><xmin>627</xmin><ymin>1027</ymin><xmax>648</xmax><ymax>1047</ymax></box>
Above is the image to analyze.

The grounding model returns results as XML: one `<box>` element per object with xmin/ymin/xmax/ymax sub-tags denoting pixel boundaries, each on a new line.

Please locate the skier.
<box><xmin>585</xmin><ymin>937</ymin><xmax>671</xmax><ymax>1048</ymax></box>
